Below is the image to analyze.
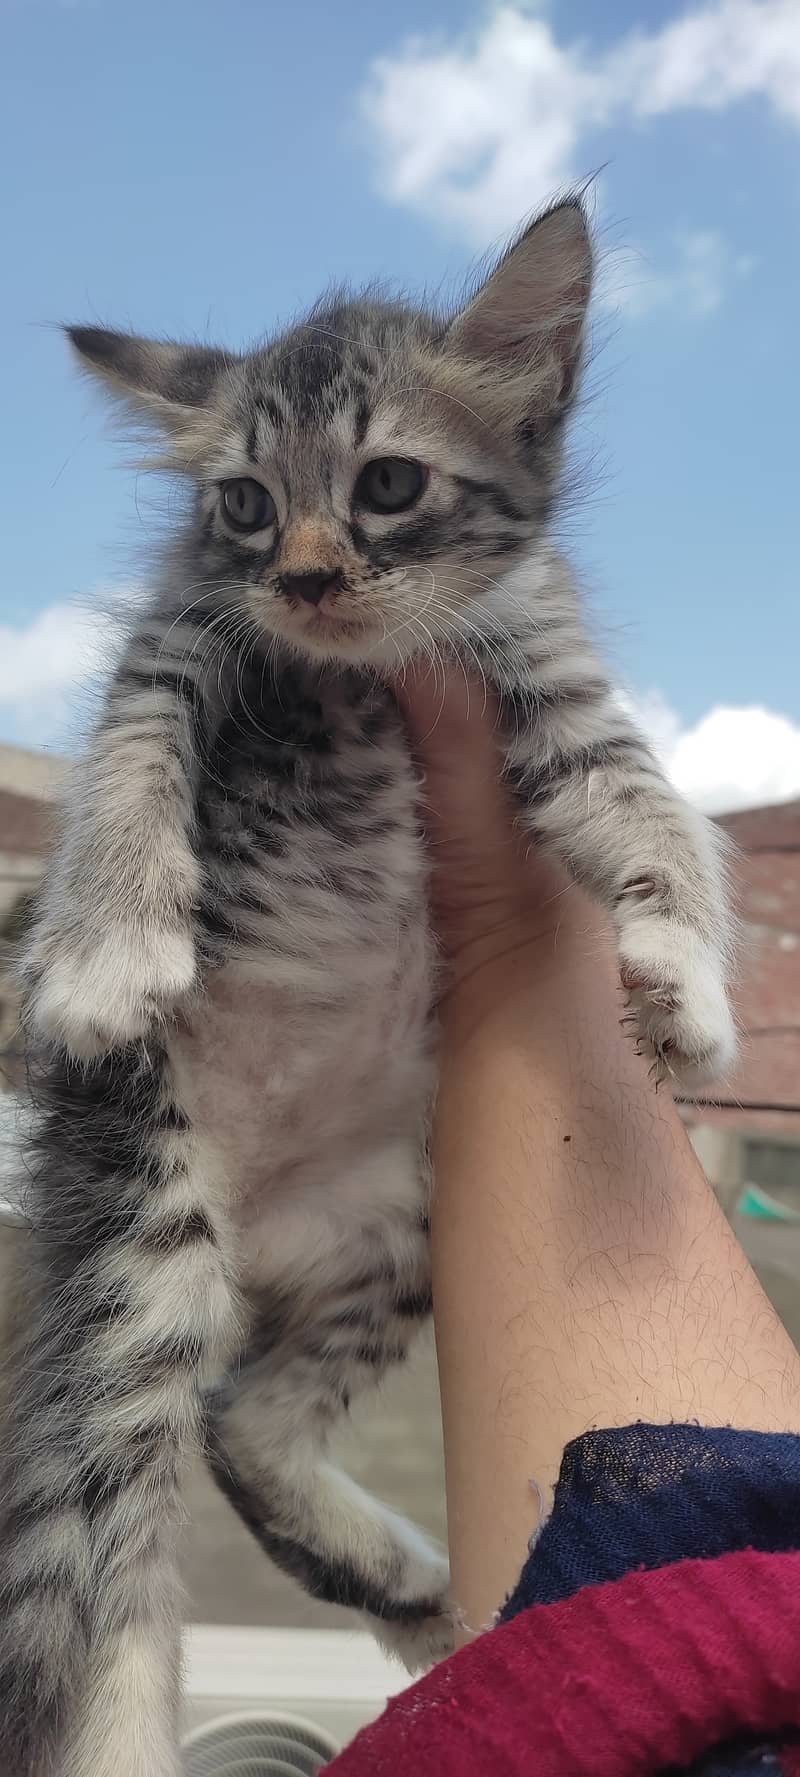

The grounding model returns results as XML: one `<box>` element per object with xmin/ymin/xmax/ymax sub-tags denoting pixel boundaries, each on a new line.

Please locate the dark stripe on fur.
<box><xmin>353</xmin><ymin>397</ymin><xmax>371</xmax><ymax>449</ymax></box>
<box><xmin>453</xmin><ymin>474</ymin><xmax>528</xmax><ymax>526</ymax></box>
<box><xmin>116</xmin><ymin>665</ymin><xmax>202</xmax><ymax>706</ymax></box>
<box><xmin>81</xmin><ymin>1425</ymin><xmax>177</xmax><ymax>1518</ymax></box>
<box><xmin>505</xmin><ymin>735</ymin><xmax>644</xmax><ymax>809</ymax></box>
<box><xmin>237</xmin><ymin>1292</ymin><xmax>298</xmax><ymax>1368</ymax></box>
<box><xmin>140</xmin><ymin>1207</ymin><xmax>216</xmax><ymax>1255</ymax></box>
<box><xmin>157</xmin><ymin>1102</ymin><xmax>190</xmax><ymax>1133</ymax></box>
<box><xmin>254</xmin><ymin>392</ymin><xmax>285</xmax><ymax>431</ymax></box>
<box><xmin>393</xmin><ymin>1286</ymin><xmax>433</xmax><ymax>1318</ymax></box>
<box><xmin>500</xmin><ymin>678</ymin><xmax>610</xmax><ymax>726</ymax></box>
<box><xmin>0</xmin><ymin>1039</ymin><xmax>215</xmax><ymax>1775</ymax></box>
<box><xmin>350</xmin><ymin>514</ymin><xmax>450</xmax><ymax>566</ymax></box>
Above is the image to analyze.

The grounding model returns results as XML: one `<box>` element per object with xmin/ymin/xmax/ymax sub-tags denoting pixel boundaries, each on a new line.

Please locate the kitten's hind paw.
<box><xmin>25</xmin><ymin>924</ymin><xmax>197</xmax><ymax>1058</ymax></box>
<box><xmin>618</xmin><ymin>918</ymin><xmax>737</xmax><ymax>1089</ymax></box>
<box><xmin>368</xmin><ymin>1544</ymin><xmax>453</xmax><ymax>1674</ymax></box>
<box><xmin>372</xmin><ymin>1596</ymin><xmax>455</xmax><ymax>1675</ymax></box>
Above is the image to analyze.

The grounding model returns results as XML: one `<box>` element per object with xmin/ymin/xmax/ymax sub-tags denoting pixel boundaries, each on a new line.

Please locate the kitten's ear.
<box><xmin>445</xmin><ymin>198</ymin><xmax>592</xmax><ymax>422</ymax></box>
<box><xmin>66</xmin><ymin>326</ymin><xmax>233</xmax><ymax>433</ymax></box>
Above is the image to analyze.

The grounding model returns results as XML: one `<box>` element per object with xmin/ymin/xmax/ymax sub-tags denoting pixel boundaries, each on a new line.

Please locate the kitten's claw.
<box><xmin>617</xmin><ymin>918</ymin><xmax>736</xmax><ymax>1088</ymax></box>
<box><xmin>25</xmin><ymin>925</ymin><xmax>197</xmax><ymax>1058</ymax></box>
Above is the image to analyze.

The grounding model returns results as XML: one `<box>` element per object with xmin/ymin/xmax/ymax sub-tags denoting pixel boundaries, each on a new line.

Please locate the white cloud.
<box><xmin>0</xmin><ymin>598</ymin><xmax>122</xmax><ymax>750</ymax></box>
<box><xmin>360</xmin><ymin>0</ymin><xmax>800</xmax><ymax>252</ymax></box>
<box><xmin>613</xmin><ymin>0</ymin><xmax>800</xmax><ymax>122</ymax></box>
<box><xmin>606</xmin><ymin>229</ymin><xmax>756</xmax><ymax>318</ymax></box>
<box><xmin>633</xmin><ymin>691</ymin><xmax>800</xmax><ymax>813</ymax></box>
<box><xmin>361</xmin><ymin>8</ymin><xmax>601</xmax><ymax>246</ymax></box>
<box><xmin>0</xmin><ymin>602</ymin><xmax>119</xmax><ymax>704</ymax></box>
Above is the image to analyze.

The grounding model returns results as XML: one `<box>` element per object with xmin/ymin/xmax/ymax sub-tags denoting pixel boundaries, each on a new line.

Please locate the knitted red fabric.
<box><xmin>327</xmin><ymin>1551</ymin><xmax>800</xmax><ymax>1776</ymax></box>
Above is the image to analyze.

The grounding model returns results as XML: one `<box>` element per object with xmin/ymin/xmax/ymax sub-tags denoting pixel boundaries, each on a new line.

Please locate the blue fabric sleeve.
<box><xmin>496</xmin><ymin>1424</ymin><xmax>800</xmax><ymax>1777</ymax></box>
<box><xmin>500</xmin><ymin>1423</ymin><xmax>800</xmax><ymax>1619</ymax></box>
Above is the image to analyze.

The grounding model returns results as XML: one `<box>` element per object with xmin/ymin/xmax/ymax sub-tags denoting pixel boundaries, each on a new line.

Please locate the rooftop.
<box><xmin>0</xmin><ymin>787</ymin><xmax>56</xmax><ymax>861</ymax></box>
<box><xmin>682</xmin><ymin>798</ymin><xmax>800</xmax><ymax>1134</ymax></box>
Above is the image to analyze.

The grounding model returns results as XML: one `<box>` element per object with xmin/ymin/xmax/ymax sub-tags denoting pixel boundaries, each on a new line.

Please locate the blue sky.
<box><xmin>1</xmin><ymin>0</ymin><xmax>799</xmax><ymax>810</ymax></box>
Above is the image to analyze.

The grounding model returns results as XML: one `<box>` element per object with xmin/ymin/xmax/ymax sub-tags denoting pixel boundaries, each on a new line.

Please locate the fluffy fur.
<box><xmin>0</xmin><ymin>199</ymin><xmax>735</xmax><ymax>1777</ymax></box>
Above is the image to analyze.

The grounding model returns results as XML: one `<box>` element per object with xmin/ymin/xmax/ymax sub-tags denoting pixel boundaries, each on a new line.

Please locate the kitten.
<box><xmin>0</xmin><ymin>199</ymin><xmax>735</xmax><ymax>1777</ymax></box>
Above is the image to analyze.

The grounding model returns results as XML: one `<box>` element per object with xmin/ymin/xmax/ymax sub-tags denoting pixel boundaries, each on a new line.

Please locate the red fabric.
<box><xmin>327</xmin><ymin>1551</ymin><xmax>800</xmax><ymax>1777</ymax></box>
<box><xmin>780</xmin><ymin>1751</ymin><xmax>800</xmax><ymax>1777</ymax></box>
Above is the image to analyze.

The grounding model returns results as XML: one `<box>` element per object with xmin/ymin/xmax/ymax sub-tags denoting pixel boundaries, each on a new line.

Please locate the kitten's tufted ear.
<box><xmin>66</xmin><ymin>327</ymin><xmax>234</xmax><ymax>435</ymax></box>
<box><xmin>445</xmin><ymin>198</ymin><xmax>593</xmax><ymax>424</ymax></box>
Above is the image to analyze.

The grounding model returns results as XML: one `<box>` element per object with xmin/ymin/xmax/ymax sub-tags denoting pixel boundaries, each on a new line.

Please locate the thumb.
<box><xmin>393</xmin><ymin>666</ymin><xmax>523</xmax><ymax>916</ymax></box>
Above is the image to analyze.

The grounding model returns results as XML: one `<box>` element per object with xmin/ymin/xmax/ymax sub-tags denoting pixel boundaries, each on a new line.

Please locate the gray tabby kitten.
<box><xmin>0</xmin><ymin>199</ymin><xmax>734</xmax><ymax>1777</ymax></box>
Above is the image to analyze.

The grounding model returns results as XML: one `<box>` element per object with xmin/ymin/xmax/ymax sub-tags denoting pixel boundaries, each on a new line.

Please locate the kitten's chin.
<box><xmin>266</xmin><ymin>614</ymin><xmax>417</xmax><ymax>673</ymax></box>
<box><xmin>302</xmin><ymin>631</ymin><xmax>421</xmax><ymax>673</ymax></box>
<box><xmin>284</xmin><ymin>629</ymin><xmax>384</xmax><ymax>669</ymax></box>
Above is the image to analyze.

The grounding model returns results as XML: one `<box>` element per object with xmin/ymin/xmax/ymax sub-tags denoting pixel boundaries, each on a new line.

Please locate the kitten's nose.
<box><xmin>280</xmin><ymin>571</ymin><xmax>340</xmax><ymax>607</ymax></box>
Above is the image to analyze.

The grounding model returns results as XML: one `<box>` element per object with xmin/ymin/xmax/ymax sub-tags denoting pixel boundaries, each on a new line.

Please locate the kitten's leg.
<box><xmin>483</xmin><ymin>597</ymin><xmax>735</xmax><ymax>1083</ymax></box>
<box><xmin>23</xmin><ymin>610</ymin><xmax>215</xmax><ymax>1058</ymax></box>
<box><xmin>0</xmin><ymin>1050</ymin><xmax>240</xmax><ymax>1777</ymax></box>
<box><xmin>205</xmin><ymin>1187</ymin><xmax>451</xmax><ymax>1672</ymax></box>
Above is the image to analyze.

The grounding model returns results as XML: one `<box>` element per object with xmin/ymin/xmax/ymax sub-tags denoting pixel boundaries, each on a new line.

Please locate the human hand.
<box><xmin>399</xmin><ymin>668</ymin><xmax>800</xmax><ymax>1639</ymax></box>
<box><xmin>395</xmin><ymin>667</ymin><xmax>603</xmax><ymax>1003</ymax></box>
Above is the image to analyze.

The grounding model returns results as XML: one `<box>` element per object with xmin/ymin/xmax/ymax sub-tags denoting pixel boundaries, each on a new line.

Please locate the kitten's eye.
<box><xmin>354</xmin><ymin>457</ymin><xmax>426</xmax><ymax>515</ymax></box>
<box><xmin>220</xmin><ymin>478</ymin><xmax>276</xmax><ymax>533</ymax></box>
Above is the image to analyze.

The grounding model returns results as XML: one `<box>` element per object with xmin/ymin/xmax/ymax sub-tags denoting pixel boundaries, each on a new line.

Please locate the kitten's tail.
<box><xmin>0</xmin><ymin>1044</ymin><xmax>236</xmax><ymax>1777</ymax></box>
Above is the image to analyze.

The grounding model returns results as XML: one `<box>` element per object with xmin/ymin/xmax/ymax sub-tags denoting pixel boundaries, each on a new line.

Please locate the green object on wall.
<box><xmin>737</xmin><ymin>1183</ymin><xmax>800</xmax><ymax>1223</ymax></box>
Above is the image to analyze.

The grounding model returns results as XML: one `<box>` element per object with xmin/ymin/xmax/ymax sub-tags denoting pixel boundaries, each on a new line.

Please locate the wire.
<box><xmin>678</xmin><ymin>1097</ymin><xmax>800</xmax><ymax>1116</ymax></box>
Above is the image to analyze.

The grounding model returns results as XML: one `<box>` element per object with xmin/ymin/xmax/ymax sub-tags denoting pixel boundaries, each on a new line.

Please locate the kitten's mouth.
<box><xmin>278</xmin><ymin>599</ymin><xmax>380</xmax><ymax>661</ymax></box>
<box><xmin>294</xmin><ymin>603</ymin><xmax>365</xmax><ymax>637</ymax></box>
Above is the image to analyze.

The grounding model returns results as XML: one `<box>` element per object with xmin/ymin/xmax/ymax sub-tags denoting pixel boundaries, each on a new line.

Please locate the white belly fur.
<box><xmin>169</xmin><ymin>906</ymin><xmax>435</xmax><ymax>1293</ymax></box>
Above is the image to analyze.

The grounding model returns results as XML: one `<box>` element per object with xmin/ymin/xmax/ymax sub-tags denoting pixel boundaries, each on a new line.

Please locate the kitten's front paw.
<box><xmin>617</xmin><ymin>917</ymin><xmax>736</xmax><ymax>1088</ymax></box>
<box><xmin>25</xmin><ymin>924</ymin><xmax>196</xmax><ymax>1058</ymax></box>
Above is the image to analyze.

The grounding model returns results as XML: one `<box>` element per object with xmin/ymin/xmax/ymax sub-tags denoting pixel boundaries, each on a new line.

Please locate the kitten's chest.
<box><xmin>195</xmin><ymin>663</ymin><xmax>427</xmax><ymax>973</ymax></box>
<box><xmin>170</xmin><ymin>664</ymin><xmax>434</xmax><ymax>1198</ymax></box>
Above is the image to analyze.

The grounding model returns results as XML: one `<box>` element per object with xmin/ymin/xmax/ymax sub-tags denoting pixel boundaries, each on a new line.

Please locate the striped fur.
<box><xmin>0</xmin><ymin>198</ymin><xmax>735</xmax><ymax>1774</ymax></box>
<box><xmin>0</xmin><ymin>1048</ymin><xmax>238</xmax><ymax>1777</ymax></box>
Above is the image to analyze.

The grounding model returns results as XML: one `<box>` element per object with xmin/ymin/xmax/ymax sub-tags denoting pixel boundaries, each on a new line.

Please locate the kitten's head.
<box><xmin>69</xmin><ymin>198</ymin><xmax>592</xmax><ymax>670</ymax></box>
